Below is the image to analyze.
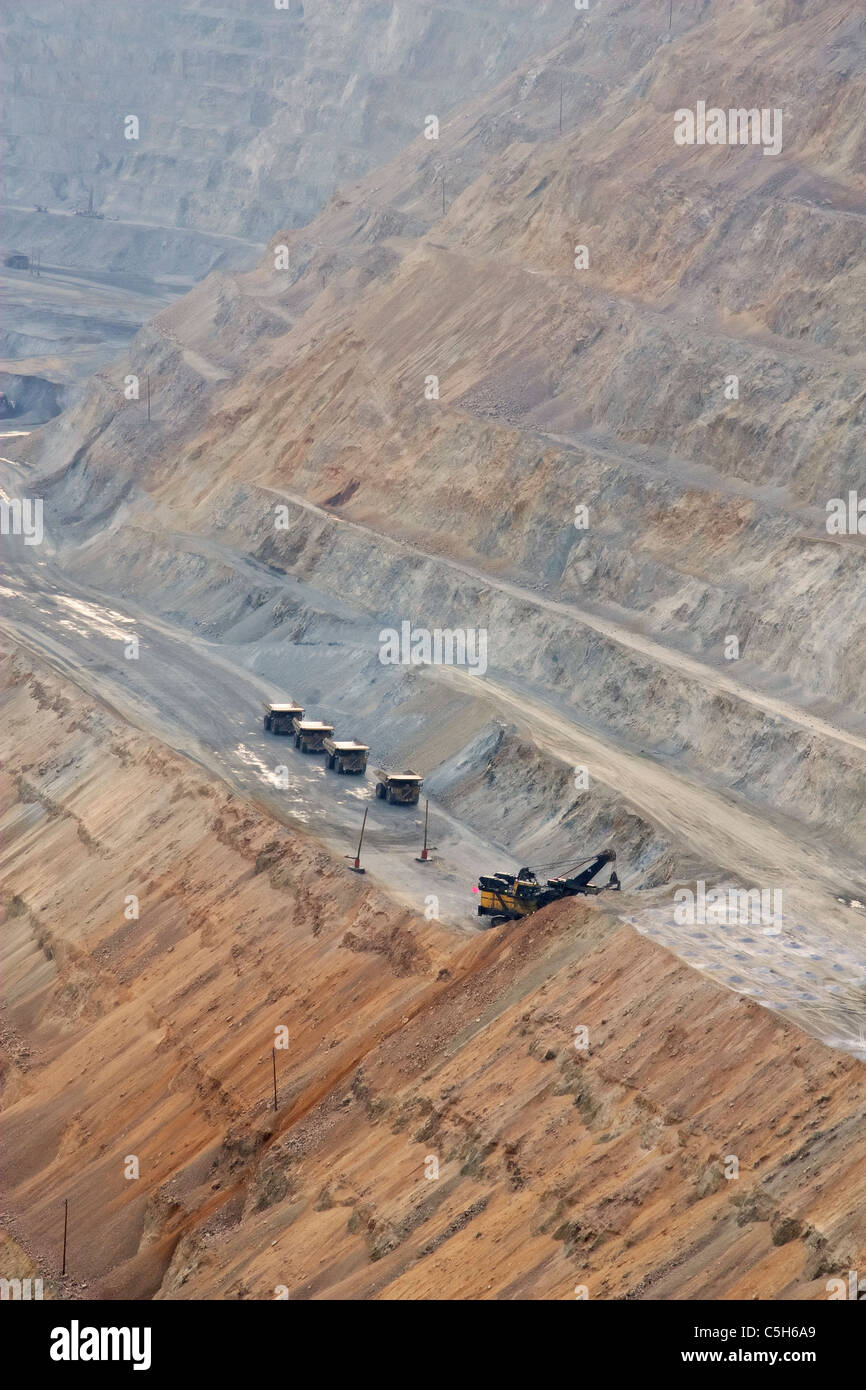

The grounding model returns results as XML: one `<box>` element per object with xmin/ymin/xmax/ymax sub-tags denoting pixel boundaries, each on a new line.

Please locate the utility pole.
<box><xmin>146</xmin><ymin>373</ymin><xmax>151</xmax><ymax>423</ymax></box>
<box><xmin>272</xmin><ymin>1048</ymin><xmax>278</xmax><ymax>1113</ymax></box>
<box><xmin>669</xmin><ymin>0</ymin><xmax>673</xmax><ymax>30</ymax></box>
<box><xmin>415</xmin><ymin>799</ymin><xmax>436</xmax><ymax>863</ymax></box>
<box><xmin>349</xmin><ymin>807</ymin><xmax>368</xmax><ymax>873</ymax></box>
<box><xmin>441</xmin><ymin>176</ymin><xmax>446</xmax><ymax>217</ymax></box>
<box><xmin>61</xmin><ymin>1198</ymin><xmax>68</xmax><ymax>1277</ymax></box>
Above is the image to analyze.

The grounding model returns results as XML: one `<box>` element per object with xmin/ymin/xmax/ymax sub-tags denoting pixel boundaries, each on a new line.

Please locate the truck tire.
<box><xmin>328</xmin><ymin>754</ymin><xmax>335</xmax><ymax>769</ymax></box>
<box><xmin>264</xmin><ymin>715</ymin><xmax>271</xmax><ymax>733</ymax></box>
<box><xmin>375</xmin><ymin>783</ymin><xmax>385</xmax><ymax>799</ymax></box>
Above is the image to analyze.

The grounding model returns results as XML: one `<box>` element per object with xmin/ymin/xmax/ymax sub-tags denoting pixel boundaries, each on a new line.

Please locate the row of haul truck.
<box><xmin>263</xmin><ymin>700</ymin><xmax>424</xmax><ymax>804</ymax></box>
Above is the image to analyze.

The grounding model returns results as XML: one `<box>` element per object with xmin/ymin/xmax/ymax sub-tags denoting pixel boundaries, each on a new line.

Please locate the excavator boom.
<box><xmin>550</xmin><ymin>848</ymin><xmax>618</xmax><ymax>895</ymax></box>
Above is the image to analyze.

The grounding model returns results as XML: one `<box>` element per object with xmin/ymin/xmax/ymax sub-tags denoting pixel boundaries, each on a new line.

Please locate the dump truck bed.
<box><xmin>374</xmin><ymin>769</ymin><xmax>423</xmax><ymax>803</ymax></box>
<box><xmin>292</xmin><ymin>717</ymin><xmax>335</xmax><ymax>753</ymax></box>
<box><xmin>324</xmin><ymin>736</ymin><xmax>370</xmax><ymax>773</ymax></box>
<box><xmin>264</xmin><ymin>702</ymin><xmax>304</xmax><ymax>734</ymax></box>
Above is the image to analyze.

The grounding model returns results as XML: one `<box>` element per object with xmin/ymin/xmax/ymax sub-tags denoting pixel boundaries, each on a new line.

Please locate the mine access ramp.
<box><xmin>264</xmin><ymin>701</ymin><xmax>304</xmax><ymax>735</ymax></box>
<box><xmin>477</xmin><ymin>849</ymin><xmax>621</xmax><ymax>924</ymax></box>
<box><xmin>323</xmin><ymin>738</ymin><xmax>369</xmax><ymax>774</ymax></box>
<box><xmin>374</xmin><ymin>770</ymin><xmax>423</xmax><ymax>805</ymax></box>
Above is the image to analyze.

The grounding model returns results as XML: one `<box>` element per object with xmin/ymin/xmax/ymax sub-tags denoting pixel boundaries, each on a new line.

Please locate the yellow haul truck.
<box><xmin>292</xmin><ymin>718</ymin><xmax>334</xmax><ymax>753</ymax></box>
<box><xmin>264</xmin><ymin>701</ymin><xmax>304</xmax><ymax>735</ymax></box>
<box><xmin>323</xmin><ymin>737</ymin><xmax>369</xmax><ymax>774</ymax></box>
<box><xmin>374</xmin><ymin>770</ymin><xmax>423</xmax><ymax>805</ymax></box>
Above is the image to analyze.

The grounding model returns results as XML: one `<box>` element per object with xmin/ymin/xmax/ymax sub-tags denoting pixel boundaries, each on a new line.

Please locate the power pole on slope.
<box><xmin>416</xmin><ymin>799</ymin><xmax>437</xmax><ymax>863</ymax></box>
<box><xmin>348</xmin><ymin>807</ymin><xmax>368</xmax><ymax>873</ymax></box>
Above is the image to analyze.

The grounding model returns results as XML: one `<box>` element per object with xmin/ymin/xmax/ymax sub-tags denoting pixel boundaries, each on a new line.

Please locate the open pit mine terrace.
<box><xmin>2</xmin><ymin>0</ymin><xmax>866</xmax><ymax>1341</ymax></box>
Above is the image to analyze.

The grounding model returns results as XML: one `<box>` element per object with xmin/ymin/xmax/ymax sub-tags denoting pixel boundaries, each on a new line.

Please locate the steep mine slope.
<box><xmin>3</xmin><ymin>3</ymin><xmax>608</xmax><ymax>409</ymax></box>
<box><xmin>1</xmin><ymin>0</ymin><xmax>578</xmax><ymax>275</ymax></box>
<box><xmin>1</xmin><ymin>0</ymin><xmax>583</xmax><ymax>390</ymax></box>
<box><xmin>9</xmin><ymin>0</ymin><xmax>866</xmax><ymax>1045</ymax></box>
<box><xmin>3</xmin><ymin>0</ymin><xmax>866</xmax><ymax>1304</ymax></box>
<box><xmin>22</xmin><ymin>0</ymin><xmax>866</xmax><ymax>720</ymax></box>
<box><xmin>2</xmin><ymin>649</ymin><xmax>864</xmax><ymax>1301</ymax></box>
